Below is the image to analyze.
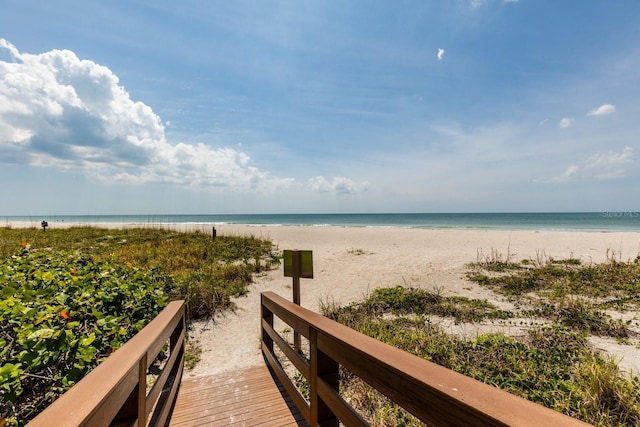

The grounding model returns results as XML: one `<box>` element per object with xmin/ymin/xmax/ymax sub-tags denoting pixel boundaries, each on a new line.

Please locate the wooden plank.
<box><xmin>262</xmin><ymin>343</ymin><xmax>311</xmax><ymax>423</ymax></box>
<box><xmin>169</xmin><ymin>365</ymin><xmax>307</xmax><ymax>427</ymax></box>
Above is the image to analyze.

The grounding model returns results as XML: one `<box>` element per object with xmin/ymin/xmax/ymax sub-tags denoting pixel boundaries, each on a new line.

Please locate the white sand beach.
<box><xmin>6</xmin><ymin>222</ymin><xmax>640</xmax><ymax>376</ymax></box>
<box><xmin>185</xmin><ymin>225</ymin><xmax>640</xmax><ymax>378</ymax></box>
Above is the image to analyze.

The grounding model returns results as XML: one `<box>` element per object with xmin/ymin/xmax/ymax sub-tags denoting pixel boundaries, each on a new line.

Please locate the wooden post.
<box><xmin>292</xmin><ymin>250</ymin><xmax>301</xmax><ymax>353</ymax></box>
<box><xmin>136</xmin><ymin>355</ymin><xmax>147</xmax><ymax>427</ymax></box>
<box><xmin>310</xmin><ymin>328</ymin><xmax>339</xmax><ymax>427</ymax></box>
<box><xmin>113</xmin><ymin>354</ymin><xmax>147</xmax><ymax>426</ymax></box>
<box><xmin>283</xmin><ymin>249</ymin><xmax>312</xmax><ymax>353</ymax></box>
<box><xmin>261</xmin><ymin>294</ymin><xmax>274</xmax><ymax>353</ymax></box>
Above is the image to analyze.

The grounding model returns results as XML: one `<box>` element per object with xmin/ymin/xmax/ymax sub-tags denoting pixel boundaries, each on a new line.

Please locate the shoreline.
<box><xmin>3</xmin><ymin>210</ymin><xmax>640</xmax><ymax>233</ymax></box>
<box><xmin>3</xmin><ymin>220</ymin><xmax>640</xmax><ymax>234</ymax></box>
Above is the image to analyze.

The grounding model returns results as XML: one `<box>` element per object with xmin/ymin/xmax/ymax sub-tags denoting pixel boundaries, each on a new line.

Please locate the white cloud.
<box><xmin>469</xmin><ymin>0</ymin><xmax>517</xmax><ymax>7</ymax></box>
<box><xmin>437</xmin><ymin>48</ymin><xmax>445</xmax><ymax>61</ymax></box>
<box><xmin>544</xmin><ymin>147</ymin><xmax>634</xmax><ymax>183</ymax></box>
<box><xmin>309</xmin><ymin>176</ymin><xmax>369</xmax><ymax>194</ymax></box>
<box><xmin>585</xmin><ymin>146</ymin><xmax>633</xmax><ymax>169</ymax></box>
<box><xmin>0</xmin><ymin>39</ymin><xmax>293</xmax><ymax>191</ymax></box>
<box><xmin>558</xmin><ymin>117</ymin><xmax>574</xmax><ymax>128</ymax></box>
<box><xmin>587</xmin><ymin>104</ymin><xmax>616</xmax><ymax>116</ymax></box>
<box><xmin>547</xmin><ymin>165</ymin><xmax>579</xmax><ymax>183</ymax></box>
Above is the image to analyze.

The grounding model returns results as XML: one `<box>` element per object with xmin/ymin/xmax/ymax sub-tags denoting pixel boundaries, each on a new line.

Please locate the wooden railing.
<box><xmin>261</xmin><ymin>291</ymin><xmax>590</xmax><ymax>427</ymax></box>
<box><xmin>28</xmin><ymin>300</ymin><xmax>186</xmax><ymax>427</ymax></box>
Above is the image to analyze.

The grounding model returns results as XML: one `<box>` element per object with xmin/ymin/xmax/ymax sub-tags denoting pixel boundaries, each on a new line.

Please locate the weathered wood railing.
<box><xmin>261</xmin><ymin>291</ymin><xmax>590</xmax><ymax>427</ymax></box>
<box><xmin>28</xmin><ymin>300</ymin><xmax>186</xmax><ymax>427</ymax></box>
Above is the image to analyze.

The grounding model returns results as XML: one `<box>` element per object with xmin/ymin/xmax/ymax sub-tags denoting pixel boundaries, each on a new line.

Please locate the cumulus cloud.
<box><xmin>587</xmin><ymin>104</ymin><xmax>616</xmax><ymax>116</ymax></box>
<box><xmin>558</xmin><ymin>117</ymin><xmax>574</xmax><ymax>128</ymax></box>
<box><xmin>309</xmin><ymin>176</ymin><xmax>369</xmax><ymax>194</ymax></box>
<box><xmin>437</xmin><ymin>48</ymin><xmax>445</xmax><ymax>61</ymax></box>
<box><xmin>0</xmin><ymin>39</ymin><xmax>292</xmax><ymax>190</ymax></box>
<box><xmin>544</xmin><ymin>147</ymin><xmax>635</xmax><ymax>183</ymax></box>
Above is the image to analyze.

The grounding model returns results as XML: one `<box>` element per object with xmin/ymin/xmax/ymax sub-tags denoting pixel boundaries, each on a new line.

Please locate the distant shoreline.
<box><xmin>2</xmin><ymin>212</ymin><xmax>640</xmax><ymax>232</ymax></box>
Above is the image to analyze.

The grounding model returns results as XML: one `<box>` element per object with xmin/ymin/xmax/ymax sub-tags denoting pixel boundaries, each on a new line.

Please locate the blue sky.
<box><xmin>1</xmin><ymin>0</ymin><xmax>638</xmax><ymax>215</ymax></box>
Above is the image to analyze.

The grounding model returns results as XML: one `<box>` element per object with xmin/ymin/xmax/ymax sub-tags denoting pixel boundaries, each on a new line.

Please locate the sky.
<box><xmin>1</xmin><ymin>0</ymin><xmax>639</xmax><ymax>215</ymax></box>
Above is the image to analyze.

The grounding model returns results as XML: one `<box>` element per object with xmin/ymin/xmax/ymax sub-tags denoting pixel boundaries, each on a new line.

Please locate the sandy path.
<box><xmin>186</xmin><ymin>226</ymin><xmax>640</xmax><ymax>378</ymax></box>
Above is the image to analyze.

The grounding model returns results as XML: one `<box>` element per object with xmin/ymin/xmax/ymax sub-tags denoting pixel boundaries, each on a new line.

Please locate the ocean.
<box><xmin>1</xmin><ymin>212</ymin><xmax>640</xmax><ymax>232</ymax></box>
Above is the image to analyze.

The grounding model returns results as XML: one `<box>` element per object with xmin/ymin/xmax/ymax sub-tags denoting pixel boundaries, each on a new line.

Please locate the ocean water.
<box><xmin>1</xmin><ymin>212</ymin><xmax>640</xmax><ymax>232</ymax></box>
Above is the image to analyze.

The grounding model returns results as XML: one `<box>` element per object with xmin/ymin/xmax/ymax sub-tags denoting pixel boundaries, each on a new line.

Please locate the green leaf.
<box><xmin>1</xmin><ymin>286</ymin><xmax>16</xmax><ymax>297</ymax></box>
<box><xmin>40</xmin><ymin>271</ymin><xmax>55</xmax><ymax>284</ymax></box>
<box><xmin>34</xmin><ymin>313</ymin><xmax>49</xmax><ymax>325</ymax></box>
<box><xmin>27</xmin><ymin>328</ymin><xmax>55</xmax><ymax>341</ymax></box>
<box><xmin>81</xmin><ymin>333</ymin><xmax>96</xmax><ymax>347</ymax></box>
<box><xmin>0</xmin><ymin>363</ymin><xmax>21</xmax><ymax>381</ymax></box>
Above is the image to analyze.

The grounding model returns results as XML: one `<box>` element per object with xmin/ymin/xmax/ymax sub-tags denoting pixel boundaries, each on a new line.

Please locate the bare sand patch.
<box><xmin>186</xmin><ymin>226</ymin><xmax>640</xmax><ymax>378</ymax></box>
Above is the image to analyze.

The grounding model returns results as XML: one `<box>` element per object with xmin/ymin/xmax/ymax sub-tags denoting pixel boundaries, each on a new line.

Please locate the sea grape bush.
<box><xmin>0</xmin><ymin>227</ymin><xmax>278</xmax><ymax>425</ymax></box>
<box><xmin>0</xmin><ymin>249</ymin><xmax>172</xmax><ymax>426</ymax></box>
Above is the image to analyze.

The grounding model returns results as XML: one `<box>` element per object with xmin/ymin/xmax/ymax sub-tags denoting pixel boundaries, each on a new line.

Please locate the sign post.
<box><xmin>283</xmin><ymin>249</ymin><xmax>313</xmax><ymax>352</ymax></box>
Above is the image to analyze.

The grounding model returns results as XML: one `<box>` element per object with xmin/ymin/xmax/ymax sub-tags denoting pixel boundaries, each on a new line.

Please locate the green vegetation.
<box><xmin>0</xmin><ymin>226</ymin><xmax>278</xmax><ymax>426</ymax></box>
<box><xmin>468</xmin><ymin>252</ymin><xmax>640</xmax><ymax>302</ymax></box>
<box><xmin>0</xmin><ymin>249</ymin><xmax>170</xmax><ymax>424</ymax></box>
<box><xmin>321</xmin><ymin>255</ymin><xmax>640</xmax><ymax>426</ymax></box>
<box><xmin>467</xmin><ymin>253</ymin><xmax>640</xmax><ymax>338</ymax></box>
<box><xmin>0</xmin><ymin>226</ymin><xmax>278</xmax><ymax>318</ymax></box>
<box><xmin>322</xmin><ymin>286</ymin><xmax>513</xmax><ymax>325</ymax></box>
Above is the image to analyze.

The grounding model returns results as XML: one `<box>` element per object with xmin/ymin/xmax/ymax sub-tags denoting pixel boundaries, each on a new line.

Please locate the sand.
<box><xmin>6</xmin><ymin>222</ymin><xmax>640</xmax><ymax>376</ymax></box>
<box><xmin>185</xmin><ymin>226</ymin><xmax>640</xmax><ymax>378</ymax></box>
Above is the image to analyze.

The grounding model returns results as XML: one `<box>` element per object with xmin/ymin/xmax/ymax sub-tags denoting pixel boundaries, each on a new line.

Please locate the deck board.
<box><xmin>169</xmin><ymin>364</ymin><xmax>307</xmax><ymax>426</ymax></box>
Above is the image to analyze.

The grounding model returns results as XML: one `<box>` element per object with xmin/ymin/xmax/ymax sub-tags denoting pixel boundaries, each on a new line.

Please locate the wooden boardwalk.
<box><xmin>169</xmin><ymin>364</ymin><xmax>308</xmax><ymax>426</ymax></box>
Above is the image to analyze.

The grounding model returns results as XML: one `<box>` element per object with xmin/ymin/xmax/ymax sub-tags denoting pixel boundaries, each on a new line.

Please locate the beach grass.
<box><xmin>467</xmin><ymin>251</ymin><xmax>640</xmax><ymax>337</ymax></box>
<box><xmin>320</xmin><ymin>257</ymin><xmax>640</xmax><ymax>426</ymax></box>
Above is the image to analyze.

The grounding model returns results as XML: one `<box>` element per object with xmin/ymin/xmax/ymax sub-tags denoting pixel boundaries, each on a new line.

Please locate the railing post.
<box><xmin>310</xmin><ymin>328</ymin><xmax>339</xmax><ymax>427</ymax></box>
<box><xmin>136</xmin><ymin>354</ymin><xmax>147</xmax><ymax>427</ymax></box>
<box><xmin>292</xmin><ymin>250</ymin><xmax>302</xmax><ymax>353</ymax></box>
<box><xmin>261</xmin><ymin>294</ymin><xmax>274</xmax><ymax>353</ymax></box>
<box><xmin>112</xmin><ymin>354</ymin><xmax>147</xmax><ymax>426</ymax></box>
<box><xmin>170</xmin><ymin>311</ymin><xmax>185</xmax><ymax>354</ymax></box>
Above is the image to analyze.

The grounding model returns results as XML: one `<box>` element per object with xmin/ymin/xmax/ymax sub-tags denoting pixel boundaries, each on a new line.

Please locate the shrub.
<box><xmin>0</xmin><ymin>249</ymin><xmax>171</xmax><ymax>425</ymax></box>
